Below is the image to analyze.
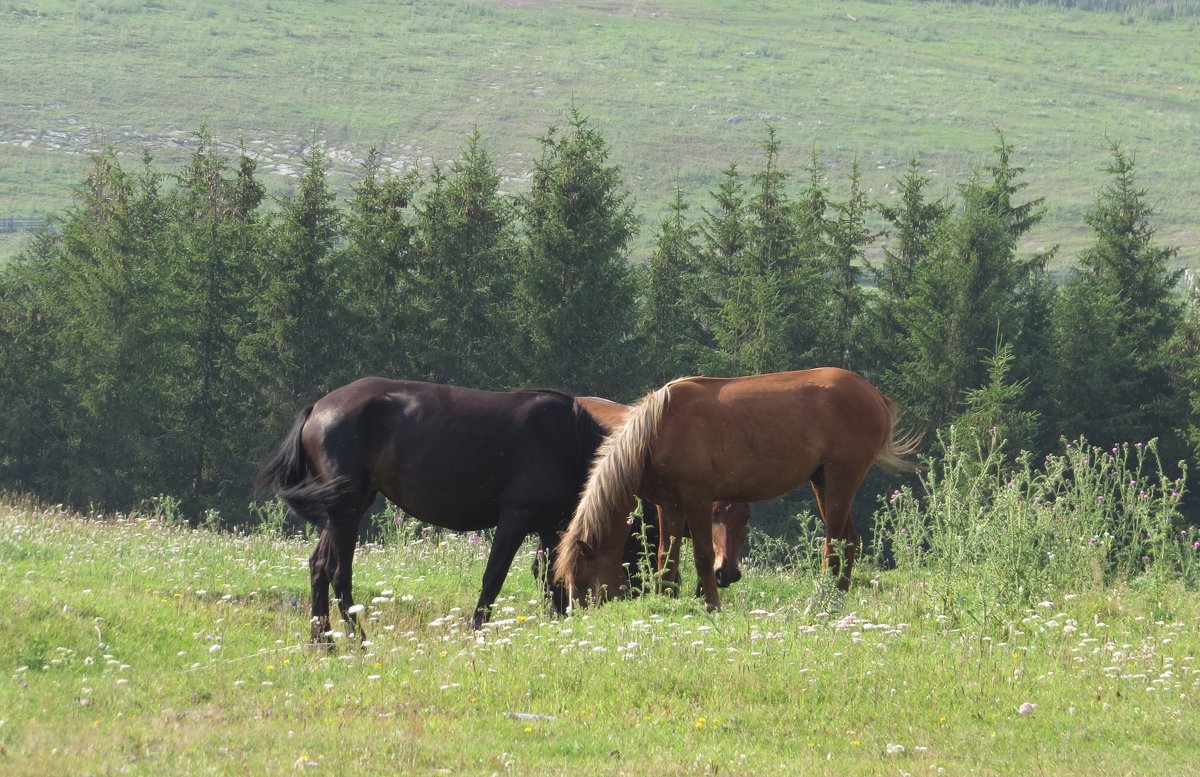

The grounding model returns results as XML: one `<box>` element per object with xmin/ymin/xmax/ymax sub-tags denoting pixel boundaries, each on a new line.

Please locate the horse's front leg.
<box><xmin>471</xmin><ymin>507</ymin><xmax>534</xmax><ymax>629</ymax></box>
<box><xmin>682</xmin><ymin>497</ymin><xmax>721</xmax><ymax>611</ymax></box>
<box><xmin>656</xmin><ymin>506</ymin><xmax>686</xmax><ymax>597</ymax></box>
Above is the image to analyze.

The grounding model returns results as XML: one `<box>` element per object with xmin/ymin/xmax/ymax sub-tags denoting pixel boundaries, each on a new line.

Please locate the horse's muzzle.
<box><xmin>714</xmin><ymin>567</ymin><xmax>741</xmax><ymax>588</ymax></box>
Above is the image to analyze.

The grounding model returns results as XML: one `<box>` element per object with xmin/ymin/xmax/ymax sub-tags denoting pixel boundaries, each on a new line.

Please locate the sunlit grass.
<box><xmin>2</xmin><ymin>482</ymin><xmax>1198</xmax><ymax>775</ymax></box>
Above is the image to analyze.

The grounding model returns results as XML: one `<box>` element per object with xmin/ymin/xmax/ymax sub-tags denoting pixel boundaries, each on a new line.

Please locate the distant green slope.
<box><xmin>1</xmin><ymin>0</ymin><xmax>1197</xmax><ymax>265</ymax></box>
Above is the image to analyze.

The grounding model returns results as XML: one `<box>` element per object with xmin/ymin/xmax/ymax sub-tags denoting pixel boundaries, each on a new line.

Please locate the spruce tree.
<box><xmin>866</xmin><ymin>159</ymin><xmax>951</xmax><ymax>388</ymax></box>
<box><xmin>412</xmin><ymin>130</ymin><xmax>519</xmax><ymax>388</ymax></box>
<box><xmin>249</xmin><ymin>148</ymin><xmax>344</xmax><ymax>431</ymax></box>
<box><xmin>875</xmin><ymin>159</ymin><xmax>949</xmax><ymax>304</ymax></box>
<box><xmin>709</xmin><ymin>129</ymin><xmax>818</xmax><ymax>375</ymax></box>
<box><xmin>169</xmin><ymin>134</ymin><xmax>266</xmax><ymax>507</ymax></box>
<box><xmin>0</xmin><ymin>232</ymin><xmax>67</xmax><ymax>491</ymax></box>
<box><xmin>823</xmin><ymin>160</ymin><xmax>874</xmax><ymax>370</ymax></box>
<box><xmin>342</xmin><ymin>150</ymin><xmax>422</xmax><ymax>378</ymax></box>
<box><xmin>884</xmin><ymin>138</ymin><xmax>1052</xmax><ymax>436</ymax></box>
<box><xmin>1170</xmin><ymin>275</ymin><xmax>1200</xmax><ymax>462</ymax></box>
<box><xmin>637</xmin><ymin>187</ymin><xmax>707</xmax><ymax>386</ymax></box>
<box><xmin>50</xmin><ymin>149</ymin><xmax>176</xmax><ymax>505</ymax></box>
<box><xmin>514</xmin><ymin>108</ymin><xmax>637</xmax><ymax>396</ymax></box>
<box><xmin>1052</xmin><ymin>142</ymin><xmax>1182</xmax><ymax>447</ymax></box>
<box><xmin>696</xmin><ymin>164</ymin><xmax>748</xmax><ymax>374</ymax></box>
<box><xmin>783</xmin><ymin>147</ymin><xmax>833</xmax><ymax>366</ymax></box>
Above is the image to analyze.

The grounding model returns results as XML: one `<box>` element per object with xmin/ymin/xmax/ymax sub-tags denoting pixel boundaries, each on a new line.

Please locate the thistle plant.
<box><xmin>873</xmin><ymin>427</ymin><xmax>1193</xmax><ymax>627</ymax></box>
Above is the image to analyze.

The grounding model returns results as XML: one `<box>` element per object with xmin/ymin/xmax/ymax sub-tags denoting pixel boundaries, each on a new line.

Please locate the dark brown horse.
<box><xmin>257</xmin><ymin>378</ymin><xmax>607</xmax><ymax>640</ymax></box>
<box><xmin>576</xmin><ymin>396</ymin><xmax>751</xmax><ymax>592</ymax></box>
<box><xmin>555</xmin><ymin>368</ymin><xmax>919</xmax><ymax>611</ymax></box>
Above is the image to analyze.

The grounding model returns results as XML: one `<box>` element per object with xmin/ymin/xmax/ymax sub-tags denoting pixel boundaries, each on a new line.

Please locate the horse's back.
<box><xmin>576</xmin><ymin>396</ymin><xmax>632</xmax><ymax>433</ymax></box>
<box><xmin>651</xmin><ymin>369</ymin><xmax>895</xmax><ymax>501</ymax></box>
<box><xmin>302</xmin><ymin>378</ymin><xmax>598</xmax><ymax>527</ymax></box>
<box><xmin>673</xmin><ymin>368</ymin><xmax>891</xmax><ymax>439</ymax></box>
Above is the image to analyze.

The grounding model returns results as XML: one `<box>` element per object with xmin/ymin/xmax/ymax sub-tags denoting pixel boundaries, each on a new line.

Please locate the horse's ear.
<box><xmin>576</xmin><ymin>539</ymin><xmax>594</xmax><ymax>559</ymax></box>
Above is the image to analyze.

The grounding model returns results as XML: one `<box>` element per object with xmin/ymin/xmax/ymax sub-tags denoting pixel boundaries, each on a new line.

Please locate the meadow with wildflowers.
<box><xmin>2</xmin><ymin>434</ymin><xmax>1199</xmax><ymax>775</ymax></box>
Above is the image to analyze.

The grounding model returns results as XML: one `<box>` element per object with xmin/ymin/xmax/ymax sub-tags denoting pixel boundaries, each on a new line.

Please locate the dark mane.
<box><xmin>510</xmin><ymin>386</ymin><xmax>574</xmax><ymax>400</ymax></box>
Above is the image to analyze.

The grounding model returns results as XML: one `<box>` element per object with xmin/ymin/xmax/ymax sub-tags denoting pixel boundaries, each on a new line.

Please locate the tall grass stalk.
<box><xmin>872</xmin><ymin>428</ymin><xmax>1194</xmax><ymax>628</ymax></box>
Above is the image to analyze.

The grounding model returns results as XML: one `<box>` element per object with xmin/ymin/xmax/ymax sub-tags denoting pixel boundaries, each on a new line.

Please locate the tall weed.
<box><xmin>872</xmin><ymin>427</ymin><xmax>1194</xmax><ymax>626</ymax></box>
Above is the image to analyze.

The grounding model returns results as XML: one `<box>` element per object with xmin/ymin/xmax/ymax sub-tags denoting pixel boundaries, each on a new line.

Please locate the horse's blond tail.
<box><xmin>553</xmin><ymin>385</ymin><xmax>669</xmax><ymax>589</ymax></box>
<box><xmin>875</xmin><ymin>399</ymin><xmax>924</xmax><ymax>474</ymax></box>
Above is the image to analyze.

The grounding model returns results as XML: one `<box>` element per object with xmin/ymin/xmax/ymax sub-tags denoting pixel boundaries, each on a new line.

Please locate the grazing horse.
<box><xmin>554</xmin><ymin>368</ymin><xmax>919</xmax><ymax>611</ymax></box>
<box><xmin>576</xmin><ymin>396</ymin><xmax>751</xmax><ymax>594</ymax></box>
<box><xmin>256</xmin><ymin>378</ymin><xmax>607</xmax><ymax>640</ymax></box>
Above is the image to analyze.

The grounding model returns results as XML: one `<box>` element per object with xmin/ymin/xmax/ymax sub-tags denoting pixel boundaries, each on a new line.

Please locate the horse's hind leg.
<box><xmin>810</xmin><ymin>464</ymin><xmax>867</xmax><ymax>593</ymax></box>
<box><xmin>310</xmin><ymin>499</ymin><xmax>369</xmax><ymax>645</ymax></box>
<box><xmin>309</xmin><ymin>526</ymin><xmax>336</xmax><ymax>643</ymax></box>
<box><xmin>536</xmin><ymin>528</ymin><xmax>569</xmax><ymax>616</ymax></box>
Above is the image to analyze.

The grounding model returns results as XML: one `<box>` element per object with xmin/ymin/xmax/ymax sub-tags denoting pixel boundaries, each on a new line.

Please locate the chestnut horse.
<box><xmin>256</xmin><ymin>378</ymin><xmax>607</xmax><ymax>640</ymax></box>
<box><xmin>555</xmin><ymin>368</ymin><xmax>919</xmax><ymax>611</ymax></box>
<box><xmin>576</xmin><ymin>396</ymin><xmax>751</xmax><ymax>592</ymax></box>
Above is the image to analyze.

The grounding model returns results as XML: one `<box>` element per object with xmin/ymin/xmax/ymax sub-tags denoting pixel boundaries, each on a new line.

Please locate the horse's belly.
<box><xmin>382</xmin><ymin>487</ymin><xmax>501</xmax><ymax>532</ymax></box>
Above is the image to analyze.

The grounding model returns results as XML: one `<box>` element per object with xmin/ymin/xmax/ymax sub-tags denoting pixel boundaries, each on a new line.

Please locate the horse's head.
<box><xmin>555</xmin><ymin>520</ymin><xmax>633</xmax><ymax>609</ymax></box>
<box><xmin>712</xmin><ymin>501</ymin><xmax>750</xmax><ymax>588</ymax></box>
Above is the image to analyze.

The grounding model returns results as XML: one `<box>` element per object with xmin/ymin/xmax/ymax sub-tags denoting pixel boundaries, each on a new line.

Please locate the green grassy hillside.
<box><xmin>1</xmin><ymin>0</ymin><xmax>1197</xmax><ymax>265</ymax></box>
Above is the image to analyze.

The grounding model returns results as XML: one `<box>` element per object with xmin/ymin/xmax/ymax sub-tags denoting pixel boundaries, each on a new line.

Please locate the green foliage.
<box><xmin>341</xmin><ymin>150</ymin><xmax>422</xmax><ymax>377</ymax></box>
<box><xmin>822</xmin><ymin>160</ymin><xmax>875</xmax><ymax>370</ymax></box>
<box><xmin>370</xmin><ymin>501</ymin><xmax>425</xmax><ymax>547</ymax></box>
<box><xmin>874</xmin><ymin>430</ymin><xmax>1192</xmax><ymax>627</ymax></box>
<box><xmin>953</xmin><ymin>340</ymin><xmax>1041</xmax><ymax>457</ymax></box>
<box><xmin>168</xmin><ymin>132</ymin><xmax>267</xmax><ymax>503</ymax></box>
<box><xmin>0</xmin><ymin>234</ymin><xmax>61</xmax><ymax>486</ymax></box>
<box><xmin>863</xmin><ymin>158</ymin><xmax>952</xmax><ymax>384</ymax></box>
<box><xmin>705</xmin><ymin>130</ymin><xmax>827</xmax><ymax>375</ymax></box>
<box><xmin>886</xmin><ymin>134</ymin><xmax>1053</xmax><ymax>433</ymax></box>
<box><xmin>250</xmin><ymin>147</ymin><xmax>345</xmax><ymax>427</ymax></box>
<box><xmin>1171</xmin><ymin>277</ymin><xmax>1200</xmax><ymax>465</ymax></box>
<box><xmin>410</xmin><ymin>130</ymin><xmax>520</xmax><ymax>389</ymax></box>
<box><xmin>145</xmin><ymin>493</ymin><xmax>187</xmax><ymax>527</ymax></box>
<box><xmin>248</xmin><ymin>498</ymin><xmax>290</xmax><ymax>538</ymax></box>
<box><xmin>636</xmin><ymin>188</ymin><xmax>709</xmax><ymax>388</ymax></box>
<box><xmin>514</xmin><ymin>107</ymin><xmax>638</xmax><ymax>396</ymax></box>
<box><xmin>694</xmin><ymin>163</ymin><xmax>748</xmax><ymax>374</ymax></box>
<box><xmin>1051</xmin><ymin>143</ymin><xmax>1183</xmax><ymax>450</ymax></box>
<box><xmin>32</xmin><ymin>149</ymin><xmax>175</xmax><ymax>505</ymax></box>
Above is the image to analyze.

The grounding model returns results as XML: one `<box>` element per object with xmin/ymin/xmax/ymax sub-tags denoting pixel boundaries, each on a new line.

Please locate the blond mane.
<box><xmin>553</xmin><ymin>385</ymin><xmax>670</xmax><ymax>588</ymax></box>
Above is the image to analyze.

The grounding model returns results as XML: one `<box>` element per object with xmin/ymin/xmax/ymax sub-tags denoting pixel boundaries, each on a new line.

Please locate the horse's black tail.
<box><xmin>255</xmin><ymin>407</ymin><xmax>348</xmax><ymax>527</ymax></box>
